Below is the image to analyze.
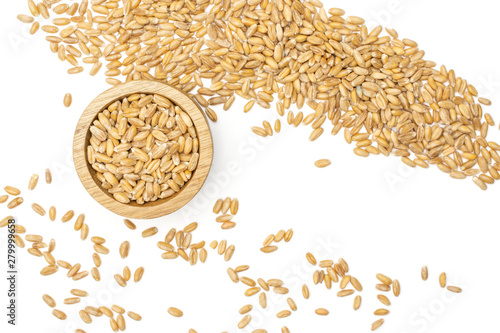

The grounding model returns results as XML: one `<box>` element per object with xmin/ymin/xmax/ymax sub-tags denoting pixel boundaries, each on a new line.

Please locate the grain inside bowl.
<box><xmin>87</xmin><ymin>93</ymin><xmax>199</xmax><ymax>205</ymax></box>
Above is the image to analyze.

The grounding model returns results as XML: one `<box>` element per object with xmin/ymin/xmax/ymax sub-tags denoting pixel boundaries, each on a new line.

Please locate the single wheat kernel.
<box><xmin>7</xmin><ymin>197</ymin><xmax>24</xmax><ymax>209</ymax></box>
<box><xmin>79</xmin><ymin>310</ymin><xmax>92</xmax><ymax>324</ymax></box>
<box><xmin>63</xmin><ymin>93</ymin><xmax>72</xmax><ymax>107</ymax></box>
<box><xmin>142</xmin><ymin>227</ymin><xmax>158</xmax><ymax>238</ymax></box>
<box><xmin>4</xmin><ymin>186</ymin><xmax>20</xmax><ymax>196</ymax></box>
<box><xmin>315</xmin><ymin>308</ymin><xmax>329</xmax><ymax>316</ymax></box>
<box><xmin>238</xmin><ymin>315</ymin><xmax>251</xmax><ymax>329</ymax></box>
<box><xmin>80</xmin><ymin>224</ymin><xmax>89</xmax><ymax>240</ymax></box>
<box><xmin>239</xmin><ymin>304</ymin><xmax>253</xmax><ymax>314</ymax></box>
<box><xmin>447</xmin><ymin>286</ymin><xmax>462</xmax><ymax>293</ymax></box>
<box><xmin>260</xmin><ymin>292</ymin><xmax>267</xmax><ymax>308</ymax></box>
<box><xmin>302</xmin><ymin>284</ymin><xmax>310</xmax><ymax>299</ymax></box>
<box><xmin>314</xmin><ymin>159</ymin><xmax>331</xmax><ymax>168</ymax></box>
<box><xmin>376</xmin><ymin>274</ymin><xmax>393</xmax><ymax>285</ymax></box>
<box><xmin>123</xmin><ymin>219</ymin><xmax>136</xmax><ymax>230</ymax></box>
<box><xmin>377</xmin><ymin>295</ymin><xmax>391</xmax><ymax>306</ymax></box>
<box><xmin>306</xmin><ymin>253</ymin><xmax>317</xmax><ymax>266</ymax></box>
<box><xmin>0</xmin><ymin>195</ymin><xmax>8</xmax><ymax>204</ymax></box>
<box><xmin>439</xmin><ymin>273</ymin><xmax>447</xmax><ymax>288</ymax></box>
<box><xmin>213</xmin><ymin>199</ymin><xmax>223</xmax><ymax>214</ymax></box>
<box><xmin>393</xmin><ymin>279</ymin><xmax>401</xmax><ymax>297</ymax></box>
<box><xmin>374</xmin><ymin>309</ymin><xmax>390</xmax><ymax>316</ymax></box>
<box><xmin>276</xmin><ymin>310</ymin><xmax>291</xmax><ymax>318</ymax></box>
<box><xmin>32</xmin><ymin>203</ymin><xmax>46</xmax><ymax>216</ymax></box>
<box><xmin>230</xmin><ymin>198</ymin><xmax>239</xmax><ymax>215</ymax></box>
<box><xmin>421</xmin><ymin>266</ymin><xmax>429</xmax><ymax>281</ymax></box>
<box><xmin>168</xmin><ymin>307</ymin><xmax>183</xmax><ymax>317</ymax></box>
<box><xmin>123</xmin><ymin>266</ymin><xmax>131</xmax><ymax>281</ymax></box>
<box><xmin>353</xmin><ymin>295</ymin><xmax>362</xmax><ymax>310</ymax></box>
<box><xmin>91</xmin><ymin>267</ymin><xmax>100</xmax><ymax>281</ymax></box>
<box><xmin>114</xmin><ymin>274</ymin><xmax>126</xmax><ymax>287</ymax></box>
<box><xmin>372</xmin><ymin>319</ymin><xmax>384</xmax><ymax>331</ymax></box>
<box><xmin>134</xmin><ymin>267</ymin><xmax>144</xmax><ymax>282</ymax></box>
<box><xmin>43</xmin><ymin>294</ymin><xmax>56</xmax><ymax>308</ymax></box>
<box><xmin>119</xmin><ymin>241</ymin><xmax>130</xmax><ymax>259</ymax></box>
<box><xmin>64</xmin><ymin>297</ymin><xmax>80</xmax><ymax>305</ymax></box>
<box><xmin>28</xmin><ymin>174</ymin><xmax>39</xmax><ymax>190</ymax></box>
<box><xmin>128</xmin><ymin>311</ymin><xmax>142</xmax><ymax>321</ymax></box>
<box><xmin>45</xmin><ymin>169</ymin><xmax>52</xmax><ymax>184</ymax></box>
<box><xmin>71</xmin><ymin>289</ymin><xmax>88</xmax><ymax>297</ymax></box>
<box><xmin>49</xmin><ymin>206</ymin><xmax>56</xmax><ymax>221</ymax></box>
<box><xmin>61</xmin><ymin>210</ymin><xmax>74</xmax><ymax>222</ymax></box>
<box><xmin>221</xmin><ymin>197</ymin><xmax>231</xmax><ymax>214</ymax></box>
<box><xmin>52</xmin><ymin>309</ymin><xmax>67</xmax><ymax>320</ymax></box>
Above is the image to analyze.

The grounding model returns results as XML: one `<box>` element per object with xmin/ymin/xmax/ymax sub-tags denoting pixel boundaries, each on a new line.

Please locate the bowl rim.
<box><xmin>73</xmin><ymin>80</ymin><xmax>213</xmax><ymax>219</ymax></box>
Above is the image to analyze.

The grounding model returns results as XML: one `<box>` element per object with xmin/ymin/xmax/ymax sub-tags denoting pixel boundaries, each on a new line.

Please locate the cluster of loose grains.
<box><xmin>42</xmin><ymin>204</ymin><xmax>90</xmax><ymax>240</ymax></box>
<box><xmin>260</xmin><ymin>228</ymin><xmax>293</xmax><ymax>253</ymax></box>
<box><xmin>21</xmin><ymin>231</ymin><xmax>91</xmax><ymax>282</ymax></box>
<box><xmin>368</xmin><ymin>273</ymin><xmax>400</xmax><ymax>330</ymax></box>
<box><xmin>228</xmin><ymin>265</ymin><xmax>294</xmax><ymax>331</ymax></box>
<box><xmin>158</xmin><ymin>223</ymin><xmax>209</xmax><ymax>264</ymax></box>
<box><xmin>2</xmin><ymin>184</ymin><xmax>467</xmax><ymax>332</ymax></box>
<box><xmin>1</xmin><ymin>183</ymin><xmax>149</xmax><ymax>333</ymax></box>
<box><xmin>422</xmin><ymin>265</ymin><xmax>462</xmax><ymax>294</ymax></box>
<box><xmin>3</xmin><ymin>185</ymin><xmax>25</xmax><ymax>210</ymax></box>
<box><xmin>44</xmin><ymin>291</ymin><xmax>142</xmax><ymax>332</ymax></box>
<box><xmin>213</xmin><ymin>196</ymin><xmax>239</xmax><ymax>229</ymax></box>
<box><xmin>88</xmin><ymin>93</ymin><xmax>199</xmax><ymax>204</ymax></box>
<box><xmin>18</xmin><ymin>0</ymin><xmax>498</xmax><ymax>189</ymax></box>
<box><xmin>209</xmin><ymin>239</ymin><xmax>236</xmax><ymax>261</ymax></box>
<box><xmin>251</xmin><ymin>120</ymin><xmax>278</xmax><ymax>137</ymax></box>
<box><xmin>114</xmin><ymin>265</ymin><xmax>144</xmax><ymax>287</ymax></box>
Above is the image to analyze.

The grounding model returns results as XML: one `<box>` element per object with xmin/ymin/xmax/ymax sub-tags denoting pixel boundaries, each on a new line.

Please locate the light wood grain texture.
<box><xmin>73</xmin><ymin>80</ymin><xmax>213</xmax><ymax>219</ymax></box>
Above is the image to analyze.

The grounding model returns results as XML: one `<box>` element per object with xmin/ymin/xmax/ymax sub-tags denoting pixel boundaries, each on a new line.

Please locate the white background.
<box><xmin>1</xmin><ymin>0</ymin><xmax>499</xmax><ymax>332</ymax></box>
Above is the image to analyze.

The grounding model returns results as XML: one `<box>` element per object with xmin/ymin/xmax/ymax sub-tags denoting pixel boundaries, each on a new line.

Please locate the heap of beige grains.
<box><xmin>87</xmin><ymin>93</ymin><xmax>199</xmax><ymax>204</ymax></box>
<box><xmin>17</xmin><ymin>0</ymin><xmax>497</xmax><ymax>190</ymax></box>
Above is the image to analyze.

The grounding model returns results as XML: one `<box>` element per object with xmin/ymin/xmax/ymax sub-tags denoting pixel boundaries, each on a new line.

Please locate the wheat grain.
<box><xmin>377</xmin><ymin>295</ymin><xmax>391</xmax><ymax>306</ymax></box>
<box><xmin>376</xmin><ymin>274</ymin><xmax>392</xmax><ymax>285</ymax></box>
<box><xmin>302</xmin><ymin>284</ymin><xmax>310</xmax><ymax>299</ymax></box>
<box><xmin>123</xmin><ymin>219</ymin><xmax>136</xmax><ymax>230</ymax></box>
<box><xmin>315</xmin><ymin>308</ymin><xmax>329</xmax><ymax>316</ymax></box>
<box><xmin>64</xmin><ymin>297</ymin><xmax>80</xmax><ymax>305</ymax></box>
<box><xmin>393</xmin><ymin>280</ymin><xmax>401</xmax><ymax>297</ymax></box>
<box><xmin>142</xmin><ymin>227</ymin><xmax>158</xmax><ymax>238</ymax></box>
<box><xmin>7</xmin><ymin>197</ymin><xmax>23</xmax><ymax>209</ymax></box>
<box><xmin>0</xmin><ymin>195</ymin><xmax>8</xmax><ymax>204</ymax></box>
<box><xmin>119</xmin><ymin>241</ymin><xmax>130</xmax><ymax>259</ymax></box>
<box><xmin>168</xmin><ymin>307</ymin><xmax>183</xmax><ymax>317</ymax></box>
<box><xmin>71</xmin><ymin>289</ymin><xmax>88</xmax><ymax>297</ymax></box>
<box><xmin>371</xmin><ymin>319</ymin><xmax>384</xmax><ymax>331</ymax></box>
<box><xmin>49</xmin><ymin>206</ymin><xmax>56</xmax><ymax>221</ymax></box>
<box><xmin>447</xmin><ymin>286</ymin><xmax>462</xmax><ymax>293</ymax></box>
<box><xmin>52</xmin><ymin>309</ymin><xmax>67</xmax><ymax>320</ymax></box>
<box><xmin>45</xmin><ymin>169</ymin><xmax>52</xmax><ymax>184</ymax></box>
<box><xmin>314</xmin><ymin>159</ymin><xmax>331</xmax><ymax>168</ymax></box>
<box><xmin>4</xmin><ymin>186</ymin><xmax>20</xmax><ymax>196</ymax></box>
<box><xmin>32</xmin><ymin>203</ymin><xmax>46</xmax><ymax>216</ymax></box>
<box><xmin>353</xmin><ymin>295</ymin><xmax>362</xmax><ymax>310</ymax></box>
<box><xmin>43</xmin><ymin>294</ymin><xmax>56</xmax><ymax>308</ymax></box>
<box><xmin>61</xmin><ymin>210</ymin><xmax>74</xmax><ymax>222</ymax></box>
<box><xmin>63</xmin><ymin>93</ymin><xmax>72</xmax><ymax>107</ymax></box>
<box><xmin>374</xmin><ymin>309</ymin><xmax>390</xmax><ymax>316</ymax></box>
<box><xmin>439</xmin><ymin>273</ymin><xmax>447</xmax><ymax>288</ymax></box>
<box><xmin>421</xmin><ymin>266</ymin><xmax>428</xmax><ymax>281</ymax></box>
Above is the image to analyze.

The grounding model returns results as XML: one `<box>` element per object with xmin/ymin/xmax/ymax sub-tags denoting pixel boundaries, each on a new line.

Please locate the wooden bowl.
<box><xmin>73</xmin><ymin>80</ymin><xmax>213</xmax><ymax>219</ymax></box>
